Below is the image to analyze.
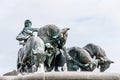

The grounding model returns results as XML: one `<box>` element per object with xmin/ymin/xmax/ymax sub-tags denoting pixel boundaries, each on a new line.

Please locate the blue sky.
<box><xmin>0</xmin><ymin>0</ymin><xmax>120</xmax><ymax>75</ymax></box>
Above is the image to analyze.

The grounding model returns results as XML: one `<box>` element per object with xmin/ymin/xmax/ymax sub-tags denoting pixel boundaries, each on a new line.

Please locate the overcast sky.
<box><xmin>0</xmin><ymin>0</ymin><xmax>120</xmax><ymax>75</ymax></box>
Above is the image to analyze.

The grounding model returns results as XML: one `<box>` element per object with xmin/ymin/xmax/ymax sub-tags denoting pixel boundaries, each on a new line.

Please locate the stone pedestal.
<box><xmin>1</xmin><ymin>72</ymin><xmax>120</xmax><ymax>80</ymax></box>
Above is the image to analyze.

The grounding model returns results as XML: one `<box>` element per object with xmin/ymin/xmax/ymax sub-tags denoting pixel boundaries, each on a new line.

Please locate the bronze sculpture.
<box><xmin>16</xmin><ymin>20</ymin><xmax>113</xmax><ymax>74</ymax></box>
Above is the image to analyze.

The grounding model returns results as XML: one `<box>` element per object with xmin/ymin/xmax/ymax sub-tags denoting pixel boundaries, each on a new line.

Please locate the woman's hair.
<box><xmin>24</xmin><ymin>19</ymin><xmax>32</xmax><ymax>27</ymax></box>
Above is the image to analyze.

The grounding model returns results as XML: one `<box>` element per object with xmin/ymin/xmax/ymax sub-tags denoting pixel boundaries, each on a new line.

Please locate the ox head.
<box><xmin>53</xmin><ymin>28</ymin><xmax>70</xmax><ymax>49</ymax></box>
<box><xmin>98</xmin><ymin>57</ymin><xmax>114</xmax><ymax>72</ymax></box>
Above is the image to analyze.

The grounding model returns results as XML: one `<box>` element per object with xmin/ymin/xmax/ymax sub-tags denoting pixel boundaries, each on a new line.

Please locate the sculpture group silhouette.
<box><xmin>16</xmin><ymin>20</ymin><xmax>114</xmax><ymax>74</ymax></box>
